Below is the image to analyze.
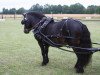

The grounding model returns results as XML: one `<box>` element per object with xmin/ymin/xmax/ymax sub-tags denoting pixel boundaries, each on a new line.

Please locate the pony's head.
<box><xmin>21</xmin><ymin>12</ymin><xmax>45</xmax><ymax>34</ymax></box>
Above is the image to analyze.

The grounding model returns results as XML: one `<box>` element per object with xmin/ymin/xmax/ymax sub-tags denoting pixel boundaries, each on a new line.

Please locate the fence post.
<box><xmin>51</xmin><ymin>12</ymin><xmax>53</xmax><ymax>18</ymax></box>
<box><xmin>2</xmin><ymin>14</ymin><xmax>3</xmax><ymax>19</ymax></box>
<box><xmin>14</xmin><ymin>12</ymin><xmax>16</xmax><ymax>20</ymax></box>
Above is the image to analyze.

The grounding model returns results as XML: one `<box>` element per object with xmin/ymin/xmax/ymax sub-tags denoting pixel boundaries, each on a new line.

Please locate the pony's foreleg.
<box><xmin>38</xmin><ymin>40</ymin><xmax>49</xmax><ymax>66</ymax></box>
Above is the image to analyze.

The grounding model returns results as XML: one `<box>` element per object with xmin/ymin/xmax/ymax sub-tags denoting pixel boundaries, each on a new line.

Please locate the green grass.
<box><xmin>0</xmin><ymin>19</ymin><xmax>100</xmax><ymax>75</ymax></box>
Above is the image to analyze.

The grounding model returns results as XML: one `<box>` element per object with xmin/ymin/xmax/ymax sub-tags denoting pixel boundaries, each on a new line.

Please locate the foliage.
<box><xmin>9</xmin><ymin>8</ymin><xmax>16</xmax><ymax>14</ymax></box>
<box><xmin>62</xmin><ymin>5</ymin><xmax>69</xmax><ymax>14</ymax></box>
<box><xmin>29</xmin><ymin>4</ymin><xmax>43</xmax><ymax>13</ymax></box>
<box><xmin>2</xmin><ymin>7</ymin><xmax>26</xmax><ymax>14</ymax></box>
<box><xmin>2</xmin><ymin>8</ymin><xmax>9</xmax><ymax>14</ymax></box>
<box><xmin>16</xmin><ymin>8</ymin><xmax>26</xmax><ymax>14</ymax></box>
<box><xmin>96</xmin><ymin>6</ymin><xmax>100</xmax><ymax>14</ymax></box>
<box><xmin>1</xmin><ymin>3</ymin><xmax>100</xmax><ymax>14</ymax></box>
<box><xmin>69</xmin><ymin>3</ymin><xmax>85</xmax><ymax>14</ymax></box>
<box><xmin>86</xmin><ymin>5</ymin><xmax>97</xmax><ymax>14</ymax></box>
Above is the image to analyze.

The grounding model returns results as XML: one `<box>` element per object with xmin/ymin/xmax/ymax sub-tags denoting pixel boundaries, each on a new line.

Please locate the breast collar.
<box><xmin>33</xmin><ymin>17</ymin><xmax>54</xmax><ymax>36</ymax></box>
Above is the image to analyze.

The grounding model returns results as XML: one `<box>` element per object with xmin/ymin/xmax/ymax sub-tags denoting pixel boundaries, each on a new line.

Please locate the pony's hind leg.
<box><xmin>73</xmin><ymin>48</ymin><xmax>84</xmax><ymax>73</ymax></box>
<box><xmin>74</xmin><ymin>37</ymin><xmax>93</xmax><ymax>73</ymax></box>
<box><xmin>74</xmin><ymin>51</ymin><xmax>92</xmax><ymax>73</ymax></box>
<box><xmin>75</xmin><ymin>26</ymin><xmax>93</xmax><ymax>73</ymax></box>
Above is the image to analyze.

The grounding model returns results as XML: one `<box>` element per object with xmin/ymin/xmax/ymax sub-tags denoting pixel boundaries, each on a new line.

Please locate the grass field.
<box><xmin>0</xmin><ymin>19</ymin><xmax>100</xmax><ymax>75</ymax></box>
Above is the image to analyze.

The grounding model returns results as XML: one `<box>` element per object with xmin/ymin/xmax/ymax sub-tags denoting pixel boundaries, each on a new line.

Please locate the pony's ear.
<box><xmin>22</xmin><ymin>13</ymin><xmax>26</xmax><ymax>17</ymax></box>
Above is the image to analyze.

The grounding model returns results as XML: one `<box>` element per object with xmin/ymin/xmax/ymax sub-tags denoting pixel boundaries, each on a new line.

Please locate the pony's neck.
<box><xmin>32</xmin><ymin>16</ymin><xmax>45</xmax><ymax>29</ymax></box>
<box><xmin>34</xmin><ymin>17</ymin><xmax>43</xmax><ymax>25</ymax></box>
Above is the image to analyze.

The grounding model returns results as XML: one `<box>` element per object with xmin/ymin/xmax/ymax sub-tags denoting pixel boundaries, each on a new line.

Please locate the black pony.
<box><xmin>21</xmin><ymin>12</ymin><xmax>93</xmax><ymax>73</ymax></box>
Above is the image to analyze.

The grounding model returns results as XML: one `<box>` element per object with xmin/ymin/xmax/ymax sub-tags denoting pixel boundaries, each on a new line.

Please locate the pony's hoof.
<box><xmin>74</xmin><ymin>64</ymin><xmax>77</xmax><ymax>68</ymax></box>
<box><xmin>42</xmin><ymin>58</ymin><xmax>49</xmax><ymax>66</ymax></box>
<box><xmin>41</xmin><ymin>62</ymin><xmax>47</xmax><ymax>66</ymax></box>
<box><xmin>76</xmin><ymin>68</ymin><xmax>84</xmax><ymax>73</ymax></box>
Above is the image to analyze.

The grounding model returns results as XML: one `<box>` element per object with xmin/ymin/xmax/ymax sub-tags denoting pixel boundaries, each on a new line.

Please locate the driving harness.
<box><xmin>33</xmin><ymin>17</ymin><xmax>99</xmax><ymax>53</ymax></box>
<box><xmin>33</xmin><ymin>17</ymin><xmax>71</xmax><ymax>39</ymax></box>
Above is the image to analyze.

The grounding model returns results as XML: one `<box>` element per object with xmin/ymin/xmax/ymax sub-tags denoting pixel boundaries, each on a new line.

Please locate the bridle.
<box><xmin>23</xmin><ymin>13</ymin><xmax>47</xmax><ymax>31</ymax></box>
<box><xmin>31</xmin><ymin>17</ymin><xmax>47</xmax><ymax>30</ymax></box>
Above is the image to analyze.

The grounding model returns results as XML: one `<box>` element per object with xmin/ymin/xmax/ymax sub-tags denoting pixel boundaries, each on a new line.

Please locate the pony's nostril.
<box><xmin>24</xmin><ymin>29</ymin><xmax>29</xmax><ymax>34</ymax></box>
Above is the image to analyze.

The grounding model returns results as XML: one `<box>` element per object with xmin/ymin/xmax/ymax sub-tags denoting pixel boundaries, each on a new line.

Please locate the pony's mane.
<box><xmin>27</xmin><ymin>12</ymin><xmax>45</xmax><ymax>19</ymax></box>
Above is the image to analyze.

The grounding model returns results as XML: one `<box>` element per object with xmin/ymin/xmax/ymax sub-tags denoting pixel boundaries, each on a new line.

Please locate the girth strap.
<box><xmin>58</xmin><ymin>19</ymin><xmax>71</xmax><ymax>38</ymax></box>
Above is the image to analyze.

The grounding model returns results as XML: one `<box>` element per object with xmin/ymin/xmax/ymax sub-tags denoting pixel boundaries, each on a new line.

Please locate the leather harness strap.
<box><xmin>33</xmin><ymin>17</ymin><xmax>71</xmax><ymax>40</ymax></box>
<box><xmin>32</xmin><ymin>17</ymin><xmax>100</xmax><ymax>53</ymax></box>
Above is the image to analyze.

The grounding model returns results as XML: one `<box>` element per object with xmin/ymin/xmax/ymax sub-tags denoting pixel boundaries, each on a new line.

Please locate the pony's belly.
<box><xmin>50</xmin><ymin>37</ymin><xmax>80</xmax><ymax>46</ymax></box>
<box><xmin>50</xmin><ymin>37</ymin><xmax>68</xmax><ymax>45</ymax></box>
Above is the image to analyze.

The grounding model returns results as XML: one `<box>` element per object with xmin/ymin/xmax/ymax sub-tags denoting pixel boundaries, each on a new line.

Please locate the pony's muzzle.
<box><xmin>21</xmin><ymin>20</ymin><xmax>24</xmax><ymax>25</ymax></box>
<box><xmin>24</xmin><ymin>29</ymin><xmax>30</xmax><ymax>34</ymax></box>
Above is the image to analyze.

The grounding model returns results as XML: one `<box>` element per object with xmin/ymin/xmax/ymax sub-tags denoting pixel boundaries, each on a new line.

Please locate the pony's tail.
<box><xmin>81</xmin><ymin>24</ymin><xmax>92</xmax><ymax>48</ymax></box>
<box><xmin>80</xmin><ymin>24</ymin><xmax>93</xmax><ymax>66</ymax></box>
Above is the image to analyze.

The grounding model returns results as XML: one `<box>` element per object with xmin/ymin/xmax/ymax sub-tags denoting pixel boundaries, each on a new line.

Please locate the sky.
<box><xmin>0</xmin><ymin>0</ymin><xmax>100</xmax><ymax>12</ymax></box>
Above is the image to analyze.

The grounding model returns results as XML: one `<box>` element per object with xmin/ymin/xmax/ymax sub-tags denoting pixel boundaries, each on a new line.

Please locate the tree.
<box><xmin>43</xmin><ymin>4</ymin><xmax>51</xmax><ymax>14</ymax></box>
<box><xmin>50</xmin><ymin>5</ymin><xmax>62</xmax><ymax>14</ymax></box>
<box><xmin>29</xmin><ymin>4</ymin><xmax>43</xmax><ymax>13</ymax></box>
<box><xmin>9</xmin><ymin>8</ymin><xmax>16</xmax><ymax>14</ymax></box>
<box><xmin>86</xmin><ymin>5</ymin><xmax>97</xmax><ymax>14</ymax></box>
<box><xmin>96</xmin><ymin>6</ymin><xmax>100</xmax><ymax>14</ymax></box>
<box><xmin>2</xmin><ymin>8</ymin><xmax>9</xmax><ymax>14</ymax></box>
<box><xmin>16</xmin><ymin>8</ymin><xmax>26</xmax><ymax>14</ymax></box>
<box><xmin>50</xmin><ymin>5</ymin><xmax>58</xmax><ymax>14</ymax></box>
<box><xmin>57</xmin><ymin>5</ymin><xmax>62</xmax><ymax>14</ymax></box>
<box><xmin>2</xmin><ymin>4</ymin><xmax>99</xmax><ymax>14</ymax></box>
<box><xmin>69</xmin><ymin>3</ymin><xmax>85</xmax><ymax>14</ymax></box>
<box><xmin>62</xmin><ymin>5</ymin><xmax>69</xmax><ymax>14</ymax></box>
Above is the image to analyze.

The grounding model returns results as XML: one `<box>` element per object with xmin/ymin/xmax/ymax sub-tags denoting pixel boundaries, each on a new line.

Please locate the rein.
<box><xmin>32</xmin><ymin>17</ymin><xmax>100</xmax><ymax>54</ymax></box>
<box><xmin>38</xmin><ymin>29</ymin><xmax>100</xmax><ymax>54</ymax></box>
